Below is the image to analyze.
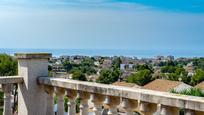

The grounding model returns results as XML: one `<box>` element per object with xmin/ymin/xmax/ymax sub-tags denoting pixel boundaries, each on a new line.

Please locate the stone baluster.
<box><xmin>104</xmin><ymin>96</ymin><xmax>120</xmax><ymax>115</ymax></box>
<box><xmin>78</xmin><ymin>91</ymin><xmax>90</xmax><ymax>115</ymax></box>
<box><xmin>159</xmin><ymin>105</ymin><xmax>179</xmax><ymax>115</ymax></box>
<box><xmin>44</xmin><ymin>86</ymin><xmax>54</xmax><ymax>115</ymax></box>
<box><xmin>121</xmin><ymin>98</ymin><xmax>138</xmax><ymax>115</ymax></box>
<box><xmin>2</xmin><ymin>84</ymin><xmax>13</xmax><ymax>115</ymax></box>
<box><xmin>90</xmin><ymin>93</ymin><xmax>105</xmax><ymax>115</ymax></box>
<box><xmin>139</xmin><ymin>101</ymin><xmax>157</xmax><ymax>115</ymax></box>
<box><xmin>67</xmin><ymin>89</ymin><xmax>77</xmax><ymax>115</ymax></box>
<box><xmin>56</xmin><ymin>87</ymin><xmax>65</xmax><ymax>115</ymax></box>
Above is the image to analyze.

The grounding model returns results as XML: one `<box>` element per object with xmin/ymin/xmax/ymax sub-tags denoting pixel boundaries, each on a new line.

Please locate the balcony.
<box><xmin>0</xmin><ymin>53</ymin><xmax>204</xmax><ymax>115</ymax></box>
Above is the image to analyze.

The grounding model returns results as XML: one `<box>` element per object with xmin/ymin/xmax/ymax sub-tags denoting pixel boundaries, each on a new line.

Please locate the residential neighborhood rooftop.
<box><xmin>143</xmin><ymin>79</ymin><xmax>187</xmax><ymax>92</ymax></box>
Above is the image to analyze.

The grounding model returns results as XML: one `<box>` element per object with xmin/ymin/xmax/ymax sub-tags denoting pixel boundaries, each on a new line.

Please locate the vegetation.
<box><xmin>112</xmin><ymin>57</ymin><xmax>122</xmax><ymax>70</ymax></box>
<box><xmin>72</xmin><ymin>70</ymin><xmax>87</xmax><ymax>81</ymax></box>
<box><xmin>63</xmin><ymin>60</ymin><xmax>73</xmax><ymax>72</ymax></box>
<box><xmin>136</xmin><ymin>64</ymin><xmax>153</xmax><ymax>72</ymax></box>
<box><xmin>96</xmin><ymin>69</ymin><xmax>121</xmax><ymax>84</ymax></box>
<box><xmin>127</xmin><ymin>69</ymin><xmax>153</xmax><ymax>86</ymax></box>
<box><xmin>0</xmin><ymin>54</ymin><xmax>18</xmax><ymax>114</ymax></box>
<box><xmin>190</xmin><ymin>69</ymin><xmax>204</xmax><ymax>86</ymax></box>
<box><xmin>192</xmin><ymin>58</ymin><xmax>204</xmax><ymax>71</ymax></box>
<box><xmin>63</xmin><ymin>58</ymin><xmax>96</xmax><ymax>76</ymax></box>
<box><xmin>0</xmin><ymin>92</ymin><xmax>3</xmax><ymax>106</ymax></box>
<box><xmin>171</xmin><ymin>88</ymin><xmax>204</xmax><ymax>97</ymax></box>
<box><xmin>0</xmin><ymin>54</ymin><xmax>17</xmax><ymax>76</ymax></box>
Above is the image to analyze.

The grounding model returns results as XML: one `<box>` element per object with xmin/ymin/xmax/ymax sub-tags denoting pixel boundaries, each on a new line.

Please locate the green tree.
<box><xmin>193</xmin><ymin>58</ymin><xmax>204</xmax><ymax>70</ymax></box>
<box><xmin>112</xmin><ymin>57</ymin><xmax>122</xmax><ymax>69</ymax></box>
<box><xmin>191</xmin><ymin>69</ymin><xmax>204</xmax><ymax>86</ymax></box>
<box><xmin>72</xmin><ymin>70</ymin><xmax>87</xmax><ymax>81</ymax></box>
<box><xmin>161</xmin><ymin>66</ymin><xmax>176</xmax><ymax>73</ymax></box>
<box><xmin>63</xmin><ymin>60</ymin><xmax>73</xmax><ymax>72</ymax></box>
<box><xmin>0</xmin><ymin>54</ymin><xmax>17</xmax><ymax>76</ymax></box>
<box><xmin>136</xmin><ymin>64</ymin><xmax>153</xmax><ymax>73</ymax></box>
<box><xmin>70</xmin><ymin>58</ymin><xmax>96</xmax><ymax>75</ymax></box>
<box><xmin>96</xmin><ymin>69</ymin><xmax>120</xmax><ymax>84</ymax></box>
<box><xmin>127</xmin><ymin>69</ymin><xmax>153</xmax><ymax>86</ymax></box>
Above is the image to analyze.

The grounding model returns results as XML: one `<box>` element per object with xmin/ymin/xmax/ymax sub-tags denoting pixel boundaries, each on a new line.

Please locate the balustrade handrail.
<box><xmin>0</xmin><ymin>76</ymin><xmax>23</xmax><ymax>84</ymax></box>
<box><xmin>38</xmin><ymin>77</ymin><xmax>204</xmax><ymax>112</ymax></box>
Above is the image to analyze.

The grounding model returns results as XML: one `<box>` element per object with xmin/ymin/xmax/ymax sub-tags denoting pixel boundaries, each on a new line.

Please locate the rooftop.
<box><xmin>143</xmin><ymin>79</ymin><xmax>184</xmax><ymax>92</ymax></box>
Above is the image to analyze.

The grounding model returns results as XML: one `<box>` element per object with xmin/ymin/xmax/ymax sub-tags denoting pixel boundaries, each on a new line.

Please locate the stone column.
<box><xmin>139</xmin><ymin>101</ymin><xmax>157</xmax><ymax>115</ymax></box>
<box><xmin>90</xmin><ymin>93</ymin><xmax>105</xmax><ymax>115</ymax></box>
<box><xmin>67</xmin><ymin>89</ymin><xmax>77</xmax><ymax>115</ymax></box>
<box><xmin>121</xmin><ymin>98</ymin><xmax>138</xmax><ymax>115</ymax></box>
<box><xmin>159</xmin><ymin>105</ymin><xmax>179</xmax><ymax>115</ymax></box>
<box><xmin>56</xmin><ymin>87</ymin><xmax>65</xmax><ymax>115</ymax></box>
<box><xmin>2</xmin><ymin>84</ymin><xmax>13</xmax><ymax>115</ymax></box>
<box><xmin>104</xmin><ymin>96</ymin><xmax>120</xmax><ymax>115</ymax></box>
<box><xmin>44</xmin><ymin>86</ymin><xmax>54</xmax><ymax>115</ymax></box>
<box><xmin>15</xmin><ymin>53</ymin><xmax>51</xmax><ymax>115</ymax></box>
<box><xmin>78</xmin><ymin>91</ymin><xmax>90</xmax><ymax>115</ymax></box>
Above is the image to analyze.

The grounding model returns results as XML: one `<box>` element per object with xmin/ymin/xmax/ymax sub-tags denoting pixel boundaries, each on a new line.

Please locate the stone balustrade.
<box><xmin>38</xmin><ymin>77</ymin><xmax>204</xmax><ymax>115</ymax></box>
<box><xmin>0</xmin><ymin>53</ymin><xmax>204</xmax><ymax>115</ymax></box>
<box><xmin>0</xmin><ymin>76</ymin><xmax>23</xmax><ymax>115</ymax></box>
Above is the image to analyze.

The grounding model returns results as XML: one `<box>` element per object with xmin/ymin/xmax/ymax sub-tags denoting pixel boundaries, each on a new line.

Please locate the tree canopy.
<box><xmin>0</xmin><ymin>54</ymin><xmax>17</xmax><ymax>76</ymax></box>
<box><xmin>72</xmin><ymin>70</ymin><xmax>87</xmax><ymax>81</ymax></box>
<box><xmin>190</xmin><ymin>69</ymin><xmax>204</xmax><ymax>86</ymax></box>
<box><xmin>96</xmin><ymin>69</ymin><xmax>121</xmax><ymax>84</ymax></box>
<box><xmin>127</xmin><ymin>69</ymin><xmax>153</xmax><ymax>86</ymax></box>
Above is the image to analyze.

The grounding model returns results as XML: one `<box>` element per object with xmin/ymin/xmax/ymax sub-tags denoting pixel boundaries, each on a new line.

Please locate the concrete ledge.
<box><xmin>38</xmin><ymin>77</ymin><xmax>204</xmax><ymax>112</ymax></box>
<box><xmin>0</xmin><ymin>76</ymin><xmax>24</xmax><ymax>84</ymax></box>
<box><xmin>15</xmin><ymin>53</ymin><xmax>52</xmax><ymax>59</ymax></box>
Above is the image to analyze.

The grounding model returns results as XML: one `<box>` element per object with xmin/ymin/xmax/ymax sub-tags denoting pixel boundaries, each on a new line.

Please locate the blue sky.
<box><xmin>0</xmin><ymin>0</ymin><xmax>204</xmax><ymax>52</ymax></box>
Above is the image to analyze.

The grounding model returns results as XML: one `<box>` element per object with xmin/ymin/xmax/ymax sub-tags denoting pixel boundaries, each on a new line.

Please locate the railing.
<box><xmin>0</xmin><ymin>76</ymin><xmax>23</xmax><ymax>115</ymax></box>
<box><xmin>38</xmin><ymin>77</ymin><xmax>204</xmax><ymax>115</ymax></box>
<box><xmin>0</xmin><ymin>53</ymin><xmax>203</xmax><ymax>115</ymax></box>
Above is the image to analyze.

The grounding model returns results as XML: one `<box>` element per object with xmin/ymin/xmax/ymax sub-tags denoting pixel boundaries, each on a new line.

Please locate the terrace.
<box><xmin>0</xmin><ymin>53</ymin><xmax>204</xmax><ymax>115</ymax></box>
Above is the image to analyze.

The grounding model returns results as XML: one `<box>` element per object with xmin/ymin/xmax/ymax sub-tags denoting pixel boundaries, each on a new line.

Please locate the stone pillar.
<box><xmin>2</xmin><ymin>84</ymin><xmax>13</xmax><ymax>115</ymax></box>
<box><xmin>139</xmin><ymin>101</ymin><xmax>157</xmax><ymax>115</ymax></box>
<box><xmin>104</xmin><ymin>96</ymin><xmax>120</xmax><ymax>115</ymax></box>
<box><xmin>159</xmin><ymin>105</ymin><xmax>179</xmax><ymax>115</ymax></box>
<box><xmin>90</xmin><ymin>93</ymin><xmax>105</xmax><ymax>115</ymax></box>
<box><xmin>78</xmin><ymin>91</ymin><xmax>90</xmax><ymax>115</ymax></box>
<box><xmin>121</xmin><ymin>98</ymin><xmax>138</xmax><ymax>115</ymax></box>
<box><xmin>16</xmin><ymin>53</ymin><xmax>51</xmax><ymax>115</ymax></box>
<box><xmin>44</xmin><ymin>86</ymin><xmax>54</xmax><ymax>115</ymax></box>
<box><xmin>56</xmin><ymin>87</ymin><xmax>65</xmax><ymax>115</ymax></box>
<box><xmin>67</xmin><ymin>89</ymin><xmax>77</xmax><ymax>115</ymax></box>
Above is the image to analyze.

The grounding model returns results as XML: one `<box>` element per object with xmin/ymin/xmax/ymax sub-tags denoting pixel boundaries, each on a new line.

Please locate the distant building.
<box><xmin>166</xmin><ymin>55</ymin><xmax>174</xmax><ymax>61</ymax></box>
<box><xmin>94</xmin><ymin>61</ymin><xmax>100</xmax><ymax>66</ymax></box>
<box><xmin>185</xmin><ymin>62</ymin><xmax>195</xmax><ymax>77</ymax></box>
<box><xmin>120</xmin><ymin>64</ymin><xmax>134</xmax><ymax>71</ymax></box>
<box><xmin>101</xmin><ymin>59</ymin><xmax>112</xmax><ymax>69</ymax></box>
<box><xmin>143</xmin><ymin>79</ymin><xmax>192</xmax><ymax>92</ymax></box>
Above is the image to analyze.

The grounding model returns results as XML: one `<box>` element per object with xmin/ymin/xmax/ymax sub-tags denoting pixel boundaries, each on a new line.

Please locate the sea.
<box><xmin>0</xmin><ymin>48</ymin><xmax>203</xmax><ymax>58</ymax></box>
